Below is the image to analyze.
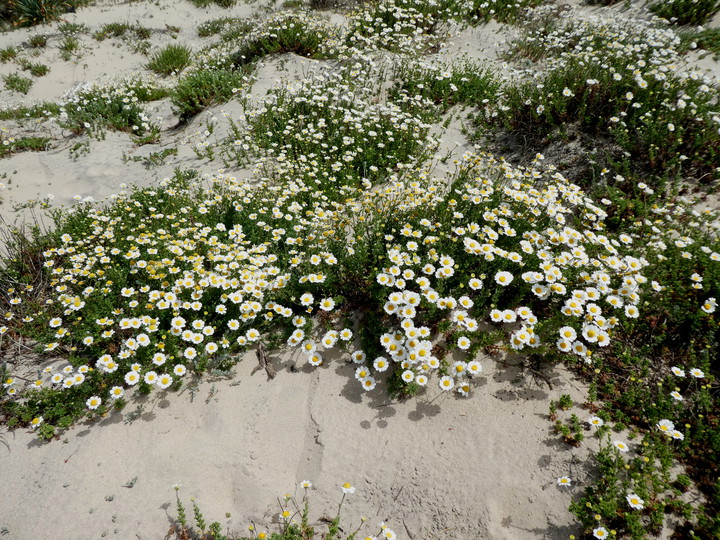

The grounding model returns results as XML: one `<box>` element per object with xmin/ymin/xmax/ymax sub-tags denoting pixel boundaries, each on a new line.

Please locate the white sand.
<box><xmin>1</xmin><ymin>347</ymin><xmax>590</xmax><ymax>539</ymax></box>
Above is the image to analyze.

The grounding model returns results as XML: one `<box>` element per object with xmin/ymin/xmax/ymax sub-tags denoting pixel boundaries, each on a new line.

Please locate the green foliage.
<box><xmin>0</xmin><ymin>136</ymin><xmax>49</xmax><ymax>158</ymax></box>
<box><xmin>146</xmin><ymin>44</ymin><xmax>193</xmax><ymax>76</ymax></box>
<box><xmin>55</xmin><ymin>79</ymin><xmax>166</xmax><ymax>139</ymax></box>
<box><xmin>0</xmin><ymin>102</ymin><xmax>60</xmax><ymax>120</ymax></box>
<box><xmin>59</xmin><ymin>35</ymin><xmax>80</xmax><ymax>61</ymax></box>
<box><xmin>679</xmin><ymin>27</ymin><xmax>720</xmax><ymax>60</ymax></box>
<box><xmin>28</xmin><ymin>33</ymin><xmax>47</xmax><ymax>47</ymax></box>
<box><xmin>466</xmin><ymin>0</ymin><xmax>544</xmax><ymax>24</ymax></box>
<box><xmin>649</xmin><ymin>0</ymin><xmax>720</xmax><ymax>26</ymax></box>
<box><xmin>4</xmin><ymin>0</ymin><xmax>73</xmax><ymax>27</ymax></box>
<box><xmin>17</xmin><ymin>58</ymin><xmax>49</xmax><ymax>76</ymax></box>
<box><xmin>93</xmin><ymin>22</ymin><xmax>151</xmax><ymax>42</ymax></box>
<box><xmin>0</xmin><ymin>47</ymin><xmax>17</xmax><ymax>62</ymax></box>
<box><xmin>171</xmin><ymin>68</ymin><xmax>248</xmax><ymax>120</ymax></box>
<box><xmin>568</xmin><ymin>435</ymin><xmax>697</xmax><ymax>539</ymax></box>
<box><xmin>167</xmin><ymin>483</ymin><xmax>378</xmax><ymax>539</ymax></box>
<box><xmin>187</xmin><ymin>0</ymin><xmax>236</xmax><ymax>8</ymax></box>
<box><xmin>3</xmin><ymin>72</ymin><xmax>33</xmax><ymax>94</ymax></box>
<box><xmin>229</xmin><ymin>13</ymin><xmax>337</xmax><ymax>67</ymax></box>
<box><xmin>557</xmin><ymin>394</ymin><xmax>573</xmax><ymax>410</ymax></box>
<box><xmin>494</xmin><ymin>11</ymin><xmax>720</xmax><ymax>188</ymax></box>
<box><xmin>197</xmin><ymin>17</ymin><xmax>245</xmax><ymax>38</ymax></box>
<box><xmin>57</xmin><ymin>21</ymin><xmax>87</xmax><ymax>35</ymax></box>
<box><xmin>392</xmin><ymin>59</ymin><xmax>500</xmax><ymax>120</ymax></box>
<box><xmin>239</xmin><ymin>76</ymin><xmax>433</xmax><ymax>194</ymax></box>
<box><xmin>345</xmin><ymin>0</ymin><xmax>462</xmax><ymax>53</ymax></box>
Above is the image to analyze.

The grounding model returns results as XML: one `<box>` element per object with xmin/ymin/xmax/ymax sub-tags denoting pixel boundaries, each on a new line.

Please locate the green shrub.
<box><xmin>679</xmin><ymin>27</ymin><xmax>720</xmax><ymax>59</ymax></box>
<box><xmin>229</xmin><ymin>13</ymin><xmax>337</xmax><ymax>67</ymax></box>
<box><xmin>171</xmin><ymin>68</ymin><xmax>247</xmax><ymax>119</ymax></box>
<box><xmin>345</xmin><ymin>0</ymin><xmax>460</xmax><ymax>53</ymax></box>
<box><xmin>494</xmin><ymin>10</ymin><xmax>720</xmax><ymax>186</ymax></box>
<box><xmin>7</xmin><ymin>0</ymin><xmax>70</xmax><ymax>27</ymax></box>
<box><xmin>392</xmin><ymin>59</ymin><xmax>500</xmax><ymax>120</ymax></box>
<box><xmin>649</xmin><ymin>0</ymin><xmax>720</xmax><ymax>26</ymax></box>
<box><xmin>146</xmin><ymin>44</ymin><xmax>193</xmax><ymax>76</ymax></box>
<box><xmin>0</xmin><ymin>102</ymin><xmax>60</xmax><ymax>120</ymax></box>
<box><xmin>56</xmin><ymin>79</ymin><xmax>166</xmax><ymax>140</ymax></box>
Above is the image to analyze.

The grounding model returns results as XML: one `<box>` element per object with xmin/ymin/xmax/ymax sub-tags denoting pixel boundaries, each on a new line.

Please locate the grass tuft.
<box><xmin>146</xmin><ymin>44</ymin><xmax>193</xmax><ymax>76</ymax></box>
<box><xmin>171</xmin><ymin>68</ymin><xmax>248</xmax><ymax>120</ymax></box>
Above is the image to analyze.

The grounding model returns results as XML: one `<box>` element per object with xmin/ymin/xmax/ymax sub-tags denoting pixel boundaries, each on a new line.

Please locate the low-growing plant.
<box><xmin>57</xmin><ymin>21</ymin><xmax>87</xmax><ymax>35</ymax></box>
<box><xmin>569</xmin><ymin>435</ymin><xmax>690</xmax><ymax>539</ymax></box>
<box><xmin>679</xmin><ymin>26</ymin><xmax>720</xmax><ymax>60</ymax></box>
<box><xmin>93</xmin><ymin>22</ymin><xmax>151</xmax><ymax>42</ymax></box>
<box><xmin>0</xmin><ymin>102</ymin><xmax>60</xmax><ymax>120</ymax></box>
<box><xmin>0</xmin><ymin>134</ymin><xmax>49</xmax><ymax>158</ymax></box>
<box><xmin>146</xmin><ymin>44</ymin><xmax>192</xmax><ymax>76</ymax></box>
<box><xmin>0</xmin><ymin>47</ymin><xmax>17</xmax><ymax>62</ymax></box>
<box><xmin>649</xmin><ymin>0</ymin><xmax>720</xmax><ymax>26</ymax></box>
<box><xmin>28</xmin><ymin>33</ymin><xmax>47</xmax><ymax>47</ymax></box>
<box><xmin>59</xmin><ymin>35</ymin><xmax>80</xmax><ymax>61</ymax></box>
<box><xmin>345</xmin><ymin>0</ymin><xmax>460</xmax><ymax>54</ymax></box>
<box><xmin>229</xmin><ymin>12</ymin><xmax>338</xmax><ymax>67</ymax></box>
<box><xmin>392</xmin><ymin>59</ymin><xmax>500</xmax><ymax>120</ymax></box>
<box><xmin>171</xmin><ymin>67</ymin><xmax>248</xmax><ymax>119</ymax></box>
<box><xmin>492</xmin><ymin>7</ymin><xmax>720</xmax><ymax>188</ymax></box>
<box><xmin>187</xmin><ymin>0</ymin><xmax>236</xmax><ymax>8</ymax></box>
<box><xmin>18</xmin><ymin>58</ymin><xmax>49</xmax><ymax>76</ymax></box>
<box><xmin>55</xmin><ymin>78</ymin><xmax>166</xmax><ymax>140</ymax></box>
<box><xmin>466</xmin><ymin>0</ymin><xmax>544</xmax><ymax>24</ymax></box>
<box><xmin>196</xmin><ymin>16</ymin><xmax>242</xmax><ymax>37</ymax></box>
<box><xmin>3</xmin><ymin>72</ymin><xmax>33</xmax><ymax>94</ymax></box>
<box><xmin>6</xmin><ymin>0</ymin><xmax>75</xmax><ymax>27</ymax></box>
<box><xmin>167</xmin><ymin>482</ymin><xmax>394</xmax><ymax>540</ymax></box>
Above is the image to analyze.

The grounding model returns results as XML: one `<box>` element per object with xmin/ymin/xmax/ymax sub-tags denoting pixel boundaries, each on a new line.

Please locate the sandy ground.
<box><xmin>1</xmin><ymin>0</ymin><xmax>715</xmax><ymax>538</ymax></box>
<box><xmin>1</xmin><ymin>346</ymin><xmax>591</xmax><ymax>539</ymax></box>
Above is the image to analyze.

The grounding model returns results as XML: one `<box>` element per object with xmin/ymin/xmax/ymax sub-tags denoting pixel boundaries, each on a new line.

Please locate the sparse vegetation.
<box><xmin>0</xmin><ymin>46</ymin><xmax>17</xmax><ymax>62</ymax></box>
<box><xmin>27</xmin><ymin>33</ymin><xmax>47</xmax><ymax>47</ymax></box>
<box><xmin>3</xmin><ymin>72</ymin><xmax>33</xmax><ymax>94</ymax></box>
<box><xmin>17</xmin><ymin>58</ymin><xmax>49</xmax><ymax>76</ymax></box>
<box><xmin>187</xmin><ymin>0</ymin><xmax>237</xmax><ymax>8</ymax></box>
<box><xmin>58</xmin><ymin>35</ymin><xmax>80</xmax><ymax>61</ymax></box>
<box><xmin>197</xmin><ymin>16</ymin><xmax>245</xmax><ymax>37</ymax></box>
<box><xmin>93</xmin><ymin>22</ymin><xmax>152</xmax><ymax>42</ymax></box>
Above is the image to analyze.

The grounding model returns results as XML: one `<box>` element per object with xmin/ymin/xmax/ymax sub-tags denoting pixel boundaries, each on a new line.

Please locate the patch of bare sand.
<box><xmin>0</xmin><ymin>348</ymin><xmax>589</xmax><ymax>539</ymax></box>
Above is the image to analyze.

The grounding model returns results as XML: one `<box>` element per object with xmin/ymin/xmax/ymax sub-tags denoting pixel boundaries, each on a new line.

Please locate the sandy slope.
<box><xmin>2</xmin><ymin>0</ymin><xmax>715</xmax><ymax>538</ymax></box>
